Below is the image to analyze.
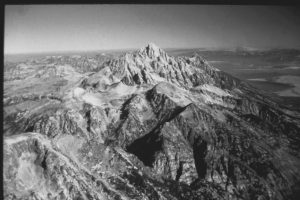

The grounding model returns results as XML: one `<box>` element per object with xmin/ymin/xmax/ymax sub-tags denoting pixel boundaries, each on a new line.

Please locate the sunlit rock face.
<box><xmin>4</xmin><ymin>43</ymin><xmax>300</xmax><ymax>200</ymax></box>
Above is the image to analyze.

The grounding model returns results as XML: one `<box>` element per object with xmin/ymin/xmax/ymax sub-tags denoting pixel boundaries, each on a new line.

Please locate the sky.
<box><xmin>4</xmin><ymin>5</ymin><xmax>300</xmax><ymax>54</ymax></box>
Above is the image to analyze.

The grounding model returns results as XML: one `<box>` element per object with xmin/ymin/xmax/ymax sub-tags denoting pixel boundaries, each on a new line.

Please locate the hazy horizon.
<box><xmin>5</xmin><ymin>5</ymin><xmax>300</xmax><ymax>54</ymax></box>
<box><xmin>5</xmin><ymin>46</ymin><xmax>300</xmax><ymax>56</ymax></box>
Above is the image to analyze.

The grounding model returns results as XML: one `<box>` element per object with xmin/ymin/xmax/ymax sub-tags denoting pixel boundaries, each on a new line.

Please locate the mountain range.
<box><xmin>3</xmin><ymin>43</ymin><xmax>300</xmax><ymax>200</ymax></box>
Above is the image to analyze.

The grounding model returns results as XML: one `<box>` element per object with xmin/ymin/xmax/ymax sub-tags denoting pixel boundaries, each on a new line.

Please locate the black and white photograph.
<box><xmin>3</xmin><ymin>4</ymin><xmax>300</xmax><ymax>200</ymax></box>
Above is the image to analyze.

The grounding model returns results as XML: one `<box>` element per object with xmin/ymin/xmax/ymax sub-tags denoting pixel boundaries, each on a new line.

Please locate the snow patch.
<box><xmin>109</xmin><ymin>82</ymin><xmax>137</xmax><ymax>96</ymax></box>
<box><xmin>4</xmin><ymin>134</ymin><xmax>31</xmax><ymax>146</ymax></box>
<box><xmin>197</xmin><ymin>84</ymin><xmax>232</xmax><ymax>97</ymax></box>
<box><xmin>155</xmin><ymin>82</ymin><xmax>192</xmax><ymax>106</ymax></box>
<box><xmin>73</xmin><ymin>87</ymin><xmax>85</xmax><ymax>98</ymax></box>
<box><xmin>82</xmin><ymin>93</ymin><xmax>104</xmax><ymax>107</ymax></box>
<box><xmin>150</xmin><ymin>73</ymin><xmax>166</xmax><ymax>83</ymax></box>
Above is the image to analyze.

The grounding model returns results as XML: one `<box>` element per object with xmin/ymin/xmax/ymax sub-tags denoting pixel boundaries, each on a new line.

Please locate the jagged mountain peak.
<box><xmin>146</xmin><ymin>42</ymin><xmax>160</xmax><ymax>49</ymax></box>
<box><xmin>191</xmin><ymin>52</ymin><xmax>202</xmax><ymax>59</ymax></box>
<box><xmin>139</xmin><ymin>42</ymin><xmax>166</xmax><ymax>58</ymax></box>
<box><xmin>90</xmin><ymin>43</ymin><xmax>222</xmax><ymax>88</ymax></box>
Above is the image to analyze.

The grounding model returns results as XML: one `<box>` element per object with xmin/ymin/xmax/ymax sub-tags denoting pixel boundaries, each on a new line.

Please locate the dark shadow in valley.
<box><xmin>193</xmin><ymin>137</ymin><xmax>208</xmax><ymax>179</ymax></box>
<box><xmin>126</xmin><ymin>130</ymin><xmax>163</xmax><ymax>167</ymax></box>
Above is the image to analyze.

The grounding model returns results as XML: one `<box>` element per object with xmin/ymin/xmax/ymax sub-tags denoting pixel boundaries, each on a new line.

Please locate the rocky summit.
<box><xmin>3</xmin><ymin>43</ymin><xmax>300</xmax><ymax>200</ymax></box>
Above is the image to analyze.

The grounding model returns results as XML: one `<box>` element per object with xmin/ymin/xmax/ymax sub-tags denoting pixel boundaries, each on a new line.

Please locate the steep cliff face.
<box><xmin>4</xmin><ymin>43</ymin><xmax>300</xmax><ymax>200</ymax></box>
